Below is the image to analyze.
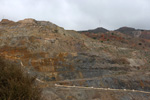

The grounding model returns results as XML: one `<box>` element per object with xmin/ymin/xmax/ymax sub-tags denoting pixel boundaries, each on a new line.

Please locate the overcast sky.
<box><xmin>0</xmin><ymin>0</ymin><xmax>150</xmax><ymax>30</ymax></box>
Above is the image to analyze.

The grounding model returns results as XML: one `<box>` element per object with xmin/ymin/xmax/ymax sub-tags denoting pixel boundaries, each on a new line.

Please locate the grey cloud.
<box><xmin>0</xmin><ymin>0</ymin><xmax>150</xmax><ymax>30</ymax></box>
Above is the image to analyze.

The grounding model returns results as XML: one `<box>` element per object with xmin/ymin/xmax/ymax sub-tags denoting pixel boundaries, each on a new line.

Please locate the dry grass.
<box><xmin>0</xmin><ymin>57</ymin><xmax>43</xmax><ymax>100</ymax></box>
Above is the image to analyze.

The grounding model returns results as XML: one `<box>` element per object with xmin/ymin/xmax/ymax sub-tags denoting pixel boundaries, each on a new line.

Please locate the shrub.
<box><xmin>0</xmin><ymin>57</ymin><xmax>43</xmax><ymax>100</ymax></box>
<box><xmin>54</xmin><ymin>29</ymin><xmax>58</xmax><ymax>33</ymax></box>
<box><xmin>93</xmin><ymin>37</ymin><xmax>97</xmax><ymax>39</ymax></box>
<box><xmin>138</xmin><ymin>43</ymin><xmax>142</xmax><ymax>45</ymax></box>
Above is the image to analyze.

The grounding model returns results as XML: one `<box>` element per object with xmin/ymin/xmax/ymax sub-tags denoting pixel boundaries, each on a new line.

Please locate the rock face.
<box><xmin>18</xmin><ymin>18</ymin><xmax>37</xmax><ymax>25</ymax></box>
<box><xmin>0</xmin><ymin>19</ymin><xmax>15</xmax><ymax>24</ymax></box>
<box><xmin>0</xmin><ymin>18</ymin><xmax>150</xmax><ymax>100</ymax></box>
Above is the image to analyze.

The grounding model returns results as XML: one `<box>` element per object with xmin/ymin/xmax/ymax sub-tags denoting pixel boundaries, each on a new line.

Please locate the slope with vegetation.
<box><xmin>0</xmin><ymin>57</ymin><xmax>43</xmax><ymax>100</ymax></box>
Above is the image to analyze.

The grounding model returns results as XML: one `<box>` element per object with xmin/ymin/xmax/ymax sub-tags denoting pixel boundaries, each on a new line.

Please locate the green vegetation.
<box><xmin>54</xmin><ymin>29</ymin><xmax>58</xmax><ymax>33</ymax></box>
<box><xmin>0</xmin><ymin>57</ymin><xmax>43</xmax><ymax>100</ymax></box>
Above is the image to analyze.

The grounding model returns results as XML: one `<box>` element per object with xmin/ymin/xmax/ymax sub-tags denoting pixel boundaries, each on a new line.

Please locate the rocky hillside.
<box><xmin>80</xmin><ymin>27</ymin><xmax>150</xmax><ymax>50</ymax></box>
<box><xmin>0</xmin><ymin>19</ymin><xmax>150</xmax><ymax>100</ymax></box>
<box><xmin>80</xmin><ymin>26</ymin><xmax>150</xmax><ymax>40</ymax></box>
<box><xmin>115</xmin><ymin>27</ymin><xmax>150</xmax><ymax>39</ymax></box>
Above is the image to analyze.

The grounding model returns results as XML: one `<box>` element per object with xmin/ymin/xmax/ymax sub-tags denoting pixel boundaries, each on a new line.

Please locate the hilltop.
<box><xmin>0</xmin><ymin>19</ymin><xmax>150</xmax><ymax>100</ymax></box>
<box><xmin>79</xmin><ymin>27</ymin><xmax>109</xmax><ymax>33</ymax></box>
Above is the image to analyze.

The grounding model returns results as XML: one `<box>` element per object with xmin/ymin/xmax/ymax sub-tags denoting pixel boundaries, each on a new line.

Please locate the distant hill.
<box><xmin>115</xmin><ymin>27</ymin><xmax>136</xmax><ymax>33</ymax></box>
<box><xmin>79</xmin><ymin>26</ymin><xmax>150</xmax><ymax>39</ymax></box>
<box><xmin>80</xmin><ymin>26</ymin><xmax>150</xmax><ymax>50</ymax></box>
<box><xmin>140</xmin><ymin>31</ymin><xmax>150</xmax><ymax>39</ymax></box>
<box><xmin>115</xmin><ymin>27</ymin><xmax>150</xmax><ymax>39</ymax></box>
<box><xmin>78</xmin><ymin>27</ymin><xmax>109</xmax><ymax>33</ymax></box>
